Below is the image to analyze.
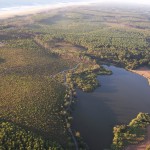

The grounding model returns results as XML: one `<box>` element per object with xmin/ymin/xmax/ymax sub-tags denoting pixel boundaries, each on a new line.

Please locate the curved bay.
<box><xmin>72</xmin><ymin>65</ymin><xmax>150</xmax><ymax>150</ymax></box>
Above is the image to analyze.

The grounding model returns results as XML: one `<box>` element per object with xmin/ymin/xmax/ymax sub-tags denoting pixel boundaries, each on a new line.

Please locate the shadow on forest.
<box><xmin>39</xmin><ymin>14</ymin><xmax>64</xmax><ymax>25</ymax></box>
<box><xmin>0</xmin><ymin>118</ymin><xmax>54</xmax><ymax>141</ymax></box>
<box><xmin>0</xmin><ymin>58</ymin><xmax>5</xmax><ymax>64</ymax></box>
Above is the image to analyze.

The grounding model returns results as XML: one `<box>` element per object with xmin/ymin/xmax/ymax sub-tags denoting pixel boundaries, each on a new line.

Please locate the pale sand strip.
<box><xmin>0</xmin><ymin>5</ymin><xmax>68</xmax><ymax>20</ymax></box>
<box><xmin>0</xmin><ymin>2</ymin><xmax>92</xmax><ymax>20</ymax></box>
<box><xmin>130</xmin><ymin>67</ymin><xmax>150</xmax><ymax>85</ymax></box>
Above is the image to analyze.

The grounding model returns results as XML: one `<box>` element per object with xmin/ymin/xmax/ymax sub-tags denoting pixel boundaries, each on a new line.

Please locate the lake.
<box><xmin>72</xmin><ymin>65</ymin><xmax>150</xmax><ymax>150</ymax></box>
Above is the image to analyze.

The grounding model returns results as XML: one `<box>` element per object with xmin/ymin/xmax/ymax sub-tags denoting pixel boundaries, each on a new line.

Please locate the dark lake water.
<box><xmin>72</xmin><ymin>65</ymin><xmax>150</xmax><ymax>150</ymax></box>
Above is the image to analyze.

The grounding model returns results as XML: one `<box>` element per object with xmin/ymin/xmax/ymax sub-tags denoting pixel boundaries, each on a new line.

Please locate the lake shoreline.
<box><xmin>73</xmin><ymin>65</ymin><xmax>150</xmax><ymax>149</ymax></box>
<box><xmin>130</xmin><ymin>67</ymin><xmax>150</xmax><ymax>85</ymax></box>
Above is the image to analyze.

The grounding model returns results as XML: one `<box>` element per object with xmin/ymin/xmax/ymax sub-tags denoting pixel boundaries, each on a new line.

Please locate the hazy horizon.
<box><xmin>0</xmin><ymin>0</ymin><xmax>150</xmax><ymax>9</ymax></box>
<box><xmin>0</xmin><ymin>0</ymin><xmax>150</xmax><ymax>19</ymax></box>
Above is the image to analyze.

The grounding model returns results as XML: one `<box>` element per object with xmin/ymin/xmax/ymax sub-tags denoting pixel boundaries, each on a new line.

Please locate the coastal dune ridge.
<box><xmin>0</xmin><ymin>1</ymin><xmax>95</xmax><ymax>20</ymax></box>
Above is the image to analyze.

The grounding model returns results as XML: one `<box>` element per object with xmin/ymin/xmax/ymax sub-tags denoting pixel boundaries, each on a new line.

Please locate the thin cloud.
<box><xmin>85</xmin><ymin>0</ymin><xmax>150</xmax><ymax>5</ymax></box>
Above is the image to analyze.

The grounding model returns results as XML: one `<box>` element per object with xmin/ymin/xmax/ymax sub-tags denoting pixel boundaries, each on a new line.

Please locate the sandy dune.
<box><xmin>0</xmin><ymin>6</ymin><xmax>64</xmax><ymax>20</ymax></box>
<box><xmin>0</xmin><ymin>2</ymin><xmax>91</xmax><ymax>20</ymax></box>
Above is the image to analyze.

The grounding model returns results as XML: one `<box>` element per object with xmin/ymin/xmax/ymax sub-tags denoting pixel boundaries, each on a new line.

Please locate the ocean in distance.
<box><xmin>0</xmin><ymin>0</ymin><xmax>88</xmax><ymax>10</ymax></box>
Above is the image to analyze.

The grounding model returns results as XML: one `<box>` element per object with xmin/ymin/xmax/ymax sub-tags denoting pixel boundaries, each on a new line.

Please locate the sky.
<box><xmin>0</xmin><ymin>0</ymin><xmax>150</xmax><ymax>5</ymax></box>
<box><xmin>86</xmin><ymin>0</ymin><xmax>150</xmax><ymax>5</ymax></box>
<box><xmin>0</xmin><ymin>0</ymin><xmax>150</xmax><ymax>9</ymax></box>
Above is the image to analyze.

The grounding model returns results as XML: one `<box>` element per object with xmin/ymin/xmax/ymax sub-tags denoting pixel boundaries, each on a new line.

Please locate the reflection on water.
<box><xmin>72</xmin><ymin>65</ymin><xmax>150</xmax><ymax>150</ymax></box>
